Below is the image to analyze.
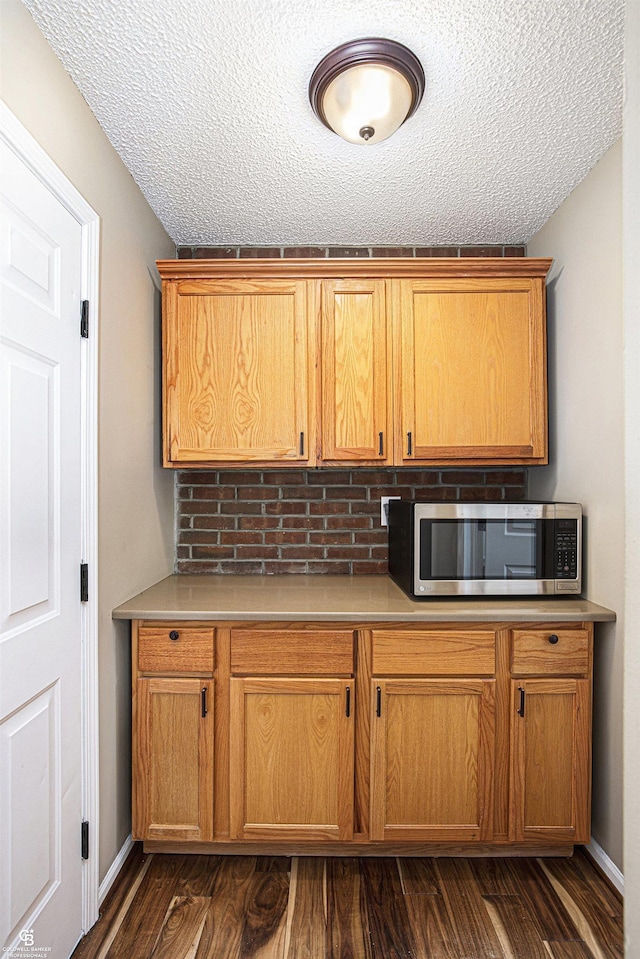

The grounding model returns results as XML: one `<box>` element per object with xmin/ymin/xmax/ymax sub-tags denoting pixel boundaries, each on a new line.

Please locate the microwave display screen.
<box><xmin>419</xmin><ymin>519</ymin><xmax>545</xmax><ymax>580</ymax></box>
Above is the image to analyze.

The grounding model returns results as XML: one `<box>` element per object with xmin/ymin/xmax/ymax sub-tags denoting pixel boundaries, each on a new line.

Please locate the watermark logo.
<box><xmin>3</xmin><ymin>927</ymin><xmax>51</xmax><ymax>956</ymax></box>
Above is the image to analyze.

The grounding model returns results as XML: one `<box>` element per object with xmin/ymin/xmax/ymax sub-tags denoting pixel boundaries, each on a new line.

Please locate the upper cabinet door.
<box><xmin>320</xmin><ymin>279</ymin><xmax>392</xmax><ymax>464</ymax></box>
<box><xmin>394</xmin><ymin>277</ymin><xmax>548</xmax><ymax>465</ymax></box>
<box><xmin>164</xmin><ymin>278</ymin><xmax>315</xmax><ymax>466</ymax></box>
<box><xmin>320</xmin><ymin>279</ymin><xmax>393</xmax><ymax>466</ymax></box>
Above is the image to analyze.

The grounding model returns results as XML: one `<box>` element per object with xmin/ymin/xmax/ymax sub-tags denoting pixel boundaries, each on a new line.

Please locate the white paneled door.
<box><xmin>0</xmin><ymin>138</ymin><xmax>84</xmax><ymax>957</ymax></box>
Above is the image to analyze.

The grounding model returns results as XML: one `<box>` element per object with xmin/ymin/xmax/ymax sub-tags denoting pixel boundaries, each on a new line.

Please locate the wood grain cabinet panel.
<box><xmin>511</xmin><ymin>629</ymin><xmax>590</xmax><ymax>676</ymax></box>
<box><xmin>163</xmin><ymin>277</ymin><xmax>315</xmax><ymax>466</ymax></box>
<box><xmin>371</xmin><ymin>630</ymin><xmax>496</xmax><ymax>675</ymax></box>
<box><xmin>158</xmin><ymin>259</ymin><xmax>550</xmax><ymax>468</ymax></box>
<box><xmin>394</xmin><ymin>276</ymin><xmax>548</xmax><ymax>465</ymax></box>
<box><xmin>134</xmin><ymin>678</ymin><xmax>214</xmax><ymax>842</ymax></box>
<box><xmin>320</xmin><ymin>279</ymin><xmax>393</xmax><ymax>464</ymax></box>
<box><xmin>510</xmin><ymin>679</ymin><xmax>591</xmax><ymax>843</ymax></box>
<box><xmin>138</xmin><ymin>626</ymin><xmax>214</xmax><ymax>675</ymax></box>
<box><xmin>230</xmin><ymin>628</ymin><xmax>354</xmax><ymax>675</ymax></box>
<box><xmin>370</xmin><ymin>679</ymin><xmax>495</xmax><ymax>842</ymax></box>
<box><xmin>230</xmin><ymin>677</ymin><xmax>354</xmax><ymax>841</ymax></box>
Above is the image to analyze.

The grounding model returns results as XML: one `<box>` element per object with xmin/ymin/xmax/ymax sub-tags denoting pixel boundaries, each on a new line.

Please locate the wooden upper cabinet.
<box><xmin>320</xmin><ymin>279</ymin><xmax>392</xmax><ymax>464</ymax></box>
<box><xmin>158</xmin><ymin>258</ymin><xmax>550</xmax><ymax>468</ymax></box>
<box><xmin>162</xmin><ymin>276</ymin><xmax>315</xmax><ymax>466</ymax></box>
<box><xmin>394</xmin><ymin>276</ymin><xmax>548</xmax><ymax>465</ymax></box>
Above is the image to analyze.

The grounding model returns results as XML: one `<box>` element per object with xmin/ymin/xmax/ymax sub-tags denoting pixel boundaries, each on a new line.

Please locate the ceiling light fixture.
<box><xmin>309</xmin><ymin>38</ymin><xmax>425</xmax><ymax>146</ymax></box>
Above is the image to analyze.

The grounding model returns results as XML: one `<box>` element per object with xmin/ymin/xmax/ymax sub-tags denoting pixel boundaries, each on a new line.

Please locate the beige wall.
<box><xmin>0</xmin><ymin>2</ymin><xmax>175</xmax><ymax>881</ymax></box>
<box><xmin>528</xmin><ymin>141</ymin><xmax>623</xmax><ymax>871</ymax></box>
<box><xmin>624</xmin><ymin>1</ymin><xmax>640</xmax><ymax>950</ymax></box>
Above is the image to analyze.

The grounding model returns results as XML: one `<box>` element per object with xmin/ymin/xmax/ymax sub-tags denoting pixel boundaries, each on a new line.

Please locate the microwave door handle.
<box><xmin>540</xmin><ymin>518</ymin><xmax>552</xmax><ymax>579</ymax></box>
<box><xmin>460</xmin><ymin>522</ymin><xmax>470</xmax><ymax>578</ymax></box>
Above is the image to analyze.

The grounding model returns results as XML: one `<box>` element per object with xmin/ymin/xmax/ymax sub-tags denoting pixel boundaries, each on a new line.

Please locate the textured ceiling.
<box><xmin>22</xmin><ymin>0</ymin><xmax>624</xmax><ymax>246</ymax></box>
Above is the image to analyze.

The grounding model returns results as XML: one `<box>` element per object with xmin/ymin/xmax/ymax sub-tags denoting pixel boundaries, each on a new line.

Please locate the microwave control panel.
<box><xmin>554</xmin><ymin>519</ymin><xmax>579</xmax><ymax>578</ymax></box>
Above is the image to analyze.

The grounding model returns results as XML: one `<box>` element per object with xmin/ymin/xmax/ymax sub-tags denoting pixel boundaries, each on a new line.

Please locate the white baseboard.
<box><xmin>585</xmin><ymin>836</ymin><xmax>624</xmax><ymax>896</ymax></box>
<box><xmin>98</xmin><ymin>834</ymin><xmax>135</xmax><ymax>905</ymax></box>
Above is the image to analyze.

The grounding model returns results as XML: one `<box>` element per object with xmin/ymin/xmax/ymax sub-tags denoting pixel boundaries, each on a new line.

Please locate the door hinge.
<box><xmin>80</xmin><ymin>563</ymin><xmax>89</xmax><ymax>603</ymax></box>
<box><xmin>81</xmin><ymin>820</ymin><xmax>89</xmax><ymax>860</ymax></box>
<box><xmin>80</xmin><ymin>300</ymin><xmax>89</xmax><ymax>338</ymax></box>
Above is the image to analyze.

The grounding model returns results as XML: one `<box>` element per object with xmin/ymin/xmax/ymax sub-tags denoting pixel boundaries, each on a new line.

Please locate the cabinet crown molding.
<box><xmin>157</xmin><ymin>257</ymin><xmax>552</xmax><ymax>281</ymax></box>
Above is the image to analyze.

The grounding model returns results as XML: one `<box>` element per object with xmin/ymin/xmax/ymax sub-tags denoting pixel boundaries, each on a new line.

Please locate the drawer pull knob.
<box><xmin>548</xmin><ymin>634</ymin><xmax>559</xmax><ymax>645</ymax></box>
<box><xmin>169</xmin><ymin>630</ymin><xmax>180</xmax><ymax>641</ymax></box>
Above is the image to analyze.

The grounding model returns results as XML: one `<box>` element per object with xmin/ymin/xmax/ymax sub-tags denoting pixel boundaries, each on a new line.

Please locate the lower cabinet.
<box><xmin>370</xmin><ymin>678</ymin><xmax>495</xmax><ymax>842</ymax></box>
<box><xmin>229</xmin><ymin>677</ymin><xmax>354</xmax><ymax>841</ymax></box>
<box><xmin>131</xmin><ymin>618</ymin><xmax>594</xmax><ymax>853</ymax></box>
<box><xmin>510</xmin><ymin>678</ymin><xmax>591</xmax><ymax>843</ymax></box>
<box><xmin>134</xmin><ymin>677</ymin><xmax>214</xmax><ymax>842</ymax></box>
<box><xmin>509</xmin><ymin>626</ymin><xmax>592</xmax><ymax>844</ymax></box>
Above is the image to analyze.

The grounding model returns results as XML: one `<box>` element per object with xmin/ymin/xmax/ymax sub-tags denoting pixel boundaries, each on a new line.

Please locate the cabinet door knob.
<box><xmin>169</xmin><ymin>630</ymin><xmax>180</xmax><ymax>641</ymax></box>
<box><xmin>548</xmin><ymin>633</ymin><xmax>559</xmax><ymax>645</ymax></box>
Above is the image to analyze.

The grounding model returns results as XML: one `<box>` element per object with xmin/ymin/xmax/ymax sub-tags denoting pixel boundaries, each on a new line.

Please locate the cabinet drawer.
<box><xmin>371</xmin><ymin>630</ymin><xmax>496</xmax><ymax>676</ymax></box>
<box><xmin>511</xmin><ymin>629</ymin><xmax>590</xmax><ymax>676</ymax></box>
<box><xmin>231</xmin><ymin>629</ymin><xmax>354</xmax><ymax>675</ymax></box>
<box><xmin>138</xmin><ymin>627</ymin><xmax>214</xmax><ymax>674</ymax></box>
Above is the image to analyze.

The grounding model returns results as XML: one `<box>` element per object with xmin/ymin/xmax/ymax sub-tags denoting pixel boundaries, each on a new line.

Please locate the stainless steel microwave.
<box><xmin>387</xmin><ymin>501</ymin><xmax>582</xmax><ymax>598</ymax></box>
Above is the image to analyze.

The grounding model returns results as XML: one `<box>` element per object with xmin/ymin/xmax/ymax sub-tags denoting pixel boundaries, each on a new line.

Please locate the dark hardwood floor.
<box><xmin>72</xmin><ymin>847</ymin><xmax>623</xmax><ymax>959</ymax></box>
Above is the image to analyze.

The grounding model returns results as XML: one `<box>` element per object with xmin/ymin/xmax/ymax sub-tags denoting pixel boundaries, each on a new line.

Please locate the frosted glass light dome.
<box><xmin>321</xmin><ymin>63</ymin><xmax>413</xmax><ymax>144</ymax></box>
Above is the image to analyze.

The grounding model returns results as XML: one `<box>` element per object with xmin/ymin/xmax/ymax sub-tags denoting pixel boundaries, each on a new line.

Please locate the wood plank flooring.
<box><xmin>72</xmin><ymin>847</ymin><xmax>623</xmax><ymax>959</ymax></box>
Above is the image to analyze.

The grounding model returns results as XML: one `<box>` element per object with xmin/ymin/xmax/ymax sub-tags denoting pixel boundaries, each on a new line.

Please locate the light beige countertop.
<box><xmin>112</xmin><ymin>575</ymin><xmax>616</xmax><ymax>623</ymax></box>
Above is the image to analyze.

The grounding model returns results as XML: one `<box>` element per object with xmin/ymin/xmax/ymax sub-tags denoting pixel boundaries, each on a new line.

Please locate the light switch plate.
<box><xmin>380</xmin><ymin>496</ymin><xmax>401</xmax><ymax>527</ymax></box>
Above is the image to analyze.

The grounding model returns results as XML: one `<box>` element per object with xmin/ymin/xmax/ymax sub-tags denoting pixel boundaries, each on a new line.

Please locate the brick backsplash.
<box><xmin>176</xmin><ymin>469</ymin><xmax>527</xmax><ymax>575</ymax></box>
<box><xmin>177</xmin><ymin>245</ymin><xmax>526</xmax><ymax>259</ymax></box>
